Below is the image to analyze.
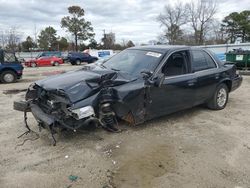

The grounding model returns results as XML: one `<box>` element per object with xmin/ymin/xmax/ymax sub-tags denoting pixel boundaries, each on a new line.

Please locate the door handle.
<box><xmin>215</xmin><ymin>74</ymin><xmax>220</xmax><ymax>79</ymax></box>
<box><xmin>187</xmin><ymin>79</ymin><xmax>197</xmax><ymax>86</ymax></box>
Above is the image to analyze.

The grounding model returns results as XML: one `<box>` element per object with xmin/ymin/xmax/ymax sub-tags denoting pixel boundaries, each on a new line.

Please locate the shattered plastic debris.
<box><xmin>68</xmin><ymin>175</ymin><xmax>78</xmax><ymax>182</ymax></box>
<box><xmin>104</xmin><ymin>149</ymin><xmax>113</xmax><ymax>157</ymax></box>
<box><xmin>112</xmin><ymin>160</ymin><xmax>117</xmax><ymax>165</ymax></box>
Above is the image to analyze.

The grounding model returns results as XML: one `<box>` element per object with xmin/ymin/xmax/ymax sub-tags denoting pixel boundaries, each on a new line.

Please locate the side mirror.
<box><xmin>154</xmin><ymin>73</ymin><xmax>165</xmax><ymax>87</ymax></box>
<box><xmin>141</xmin><ymin>69</ymin><xmax>153</xmax><ymax>79</ymax></box>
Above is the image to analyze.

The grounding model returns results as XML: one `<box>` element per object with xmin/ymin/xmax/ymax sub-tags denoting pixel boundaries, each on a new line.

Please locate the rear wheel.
<box><xmin>54</xmin><ymin>62</ymin><xmax>60</xmax><ymax>66</ymax></box>
<box><xmin>207</xmin><ymin>83</ymin><xmax>228</xmax><ymax>110</ymax></box>
<box><xmin>76</xmin><ymin>59</ymin><xmax>81</xmax><ymax>65</ymax></box>
<box><xmin>0</xmin><ymin>70</ymin><xmax>17</xmax><ymax>83</ymax></box>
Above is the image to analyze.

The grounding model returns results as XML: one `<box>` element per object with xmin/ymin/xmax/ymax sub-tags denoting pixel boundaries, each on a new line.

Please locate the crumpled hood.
<box><xmin>35</xmin><ymin>64</ymin><xmax>137</xmax><ymax>103</ymax></box>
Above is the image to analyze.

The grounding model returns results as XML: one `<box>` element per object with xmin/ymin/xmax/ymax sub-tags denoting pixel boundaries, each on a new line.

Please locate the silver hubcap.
<box><xmin>217</xmin><ymin>88</ymin><xmax>227</xmax><ymax>107</ymax></box>
<box><xmin>4</xmin><ymin>73</ymin><xmax>14</xmax><ymax>83</ymax></box>
<box><xmin>76</xmin><ymin>60</ymin><xmax>81</xmax><ymax>65</ymax></box>
<box><xmin>31</xmin><ymin>63</ymin><xmax>36</xmax><ymax>67</ymax></box>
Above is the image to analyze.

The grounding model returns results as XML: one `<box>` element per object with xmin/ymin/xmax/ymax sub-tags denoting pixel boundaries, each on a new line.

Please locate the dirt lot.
<box><xmin>0</xmin><ymin>64</ymin><xmax>250</xmax><ymax>188</ymax></box>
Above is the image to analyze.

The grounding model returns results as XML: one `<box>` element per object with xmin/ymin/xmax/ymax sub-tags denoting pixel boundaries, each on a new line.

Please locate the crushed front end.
<box><xmin>14</xmin><ymin>72</ymin><xmax>122</xmax><ymax>145</ymax></box>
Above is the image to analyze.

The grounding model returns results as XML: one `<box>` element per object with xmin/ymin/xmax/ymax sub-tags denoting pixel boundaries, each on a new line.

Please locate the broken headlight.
<box><xmin>70</xmin><ymin>106</ymin><xmax>95</xmax><ymax>120</ymax></box>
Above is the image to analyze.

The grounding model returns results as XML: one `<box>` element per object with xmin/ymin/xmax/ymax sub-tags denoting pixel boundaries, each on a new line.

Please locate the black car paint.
<box><xmin>15</xmin><ymin>46</ymin><xmax>242</xmax><ymax>133</ymax></box>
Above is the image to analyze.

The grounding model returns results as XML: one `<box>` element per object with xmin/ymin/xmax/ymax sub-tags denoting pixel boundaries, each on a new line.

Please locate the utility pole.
<box><xmin>103</xmin><ymin>29</ymin><xmax>106</xmax><ymax>49</ymax></box>
<box><xmin>34</xmin><ymin>24</ymin><xmax>38</xmax><ymax>45</ymax></box>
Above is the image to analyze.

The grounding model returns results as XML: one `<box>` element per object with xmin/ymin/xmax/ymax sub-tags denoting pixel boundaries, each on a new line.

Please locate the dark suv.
<box><xmin>67</xmin><ymin>52</ymin><xmax>98</xmax><ymax>65</ymax></box>
<box><xmin>0</xmin><ymin>50</ymin><xmax>23</xmax><ymax>83</ymax></box>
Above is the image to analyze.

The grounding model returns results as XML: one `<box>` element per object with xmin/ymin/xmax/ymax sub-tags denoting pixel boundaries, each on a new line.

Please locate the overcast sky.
<box><xmin>0</xmin><ymin>0</ymin><xmax>249</xmax><ymax>44</ymax></box>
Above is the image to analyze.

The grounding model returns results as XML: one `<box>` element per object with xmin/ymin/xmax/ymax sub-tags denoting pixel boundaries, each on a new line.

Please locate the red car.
<box><xmin>25</xmin><ymin>56</ymin><xmax>63</xmax><ymax>67</ymax></box>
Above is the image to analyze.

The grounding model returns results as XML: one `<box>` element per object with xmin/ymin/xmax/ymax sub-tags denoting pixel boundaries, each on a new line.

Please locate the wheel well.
<box><xmin>0</xmin><ymin>68</ymin><xmax>17</xmax><ymax>75</ymax></box>
<box><xmin>222</xmin><ymin>80</ymin><xmax>232</xmax><ymax>92</ymax></box>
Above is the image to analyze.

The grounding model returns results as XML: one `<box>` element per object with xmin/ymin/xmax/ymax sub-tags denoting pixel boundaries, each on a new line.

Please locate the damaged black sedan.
<box><xmin>14</xmin><ymin>46</ymin><xmax>242</xmax><ymax>144</ymax></box>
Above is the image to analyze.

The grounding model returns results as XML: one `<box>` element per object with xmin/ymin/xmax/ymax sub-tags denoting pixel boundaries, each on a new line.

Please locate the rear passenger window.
<box><xmin>191</xmin><ymin>50</ymin><xmax>216</xmax><ymax>72</ymax></box>
<box><xmin>203</xmin><ymin>52</ymin><xmax>216</xmax><ymax>69</ymax></box>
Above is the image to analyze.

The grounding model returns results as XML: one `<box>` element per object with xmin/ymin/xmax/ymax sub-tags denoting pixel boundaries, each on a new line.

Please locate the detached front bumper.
<box><xmin>231</xmin><ymin>75</ymin><xmax>243</xmax><ymax>92</ymax></box>
<box><xmin>13</xmin><ymin>100</ymin><xmax>98</xmax><ymax>129</ymax></box>
<box><xmin>14</xmin><ymin>100</ymin><xmax>54</xmax><ymax>126</ymax></box>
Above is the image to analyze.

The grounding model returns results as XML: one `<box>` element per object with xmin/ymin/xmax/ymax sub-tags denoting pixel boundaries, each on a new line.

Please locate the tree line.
<box><xmin>157</xmin><ymin>0</ymin><xmax>250</xmax><ymax>45</ymax></box>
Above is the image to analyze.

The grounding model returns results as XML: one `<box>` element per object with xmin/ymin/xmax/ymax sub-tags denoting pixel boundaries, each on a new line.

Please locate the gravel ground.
<box><xmin>0</xmin><ymin>64</ymin><xmax>250</xmax><ymax>188</ymax></box>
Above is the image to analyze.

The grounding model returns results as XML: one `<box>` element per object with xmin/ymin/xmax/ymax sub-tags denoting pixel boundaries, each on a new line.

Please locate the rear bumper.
<box><xmin>231</xmin><ymin>75</ymin><xmax>243</xmax><ymax>92</ymax></box>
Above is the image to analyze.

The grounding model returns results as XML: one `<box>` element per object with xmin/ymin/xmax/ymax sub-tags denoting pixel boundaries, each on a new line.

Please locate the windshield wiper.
<box><xmin>111</xmin><ymin>68</ymin><xmax>120</xmax><ymax>71</ymax></box>
<box><xmin>99</xmin><ymin>63</ymin><xmax>107</xmax><ymax>69</ymax></box>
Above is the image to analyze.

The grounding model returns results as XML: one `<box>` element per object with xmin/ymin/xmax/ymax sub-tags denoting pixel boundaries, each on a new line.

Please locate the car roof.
<box><xmin>69</xmin><ymin>51</ymin><xmax>84</xmax><ymax>54</ymax></box>
<box><xmin>42</xmin><ymin>51</ymin><xmax>61</xmax><ymax>53</ymax></box>
<box><xmin>129</xmin><ymin>45</ymin><xmax>204</xmax><ymax>54</ymax></box>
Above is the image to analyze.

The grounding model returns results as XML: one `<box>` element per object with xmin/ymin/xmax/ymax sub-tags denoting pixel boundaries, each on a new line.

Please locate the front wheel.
<box><xmin>75</xmin><ymin>59</ymin><xmax>81</xmax><ymax>65</ymax></box>
<box><xmin>207</xmin><ymin>83</ymin><xmax>229</xmax><ymax>110</ymax></box>
<box><xmin>0</xmin><ymin>70</ymin><xmax>17</xmax><ymax>83</ymax></box>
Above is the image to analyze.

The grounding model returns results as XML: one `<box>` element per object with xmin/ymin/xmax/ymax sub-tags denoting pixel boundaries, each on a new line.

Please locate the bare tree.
<box><xmin>0</xmin><ymin>30</ymin><xmax>7</xmax><ymax>48</ymax></box>
<box><xmin>157</xmin><ymin>2</ymin><xmax>188</xmax><ymax>44</ymax></box>
<box><xmin>187</xmin><ymin>0</ymin><xmax>217</xmax><ymax>45</ymax></box>
<box><xmin>0</xmin><ymin>27</ymin><xmax>22</xmax><ymax>51</ymax></box>
<box><xmin>204</xmin><ymin>20</ymin><xmax>227</xmax><ymax>44</ymax></box>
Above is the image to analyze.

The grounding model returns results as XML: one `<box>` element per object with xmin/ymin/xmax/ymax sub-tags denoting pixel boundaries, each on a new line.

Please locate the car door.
<box><xmin>82</xmin><ymin>53</ymin><xmax>91</xmax><ymax>62</ymax></box>
<box><xmin>37</xmin><ymin>57</ymin><xmax>49</xmax><ymax>66</ymax></box>
<box><xmin>190</xmin><ymin>50</ymin><xmax>220</xmax><ymax>105</ymax></box>
<box><xmin>146</xmin><ymin>50</ymin><xmax>197</xmax><ymax>119</ymax></box>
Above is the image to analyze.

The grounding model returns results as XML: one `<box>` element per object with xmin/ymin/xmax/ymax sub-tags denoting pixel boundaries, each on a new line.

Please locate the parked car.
<box><xmin>14</xmin><ymin>46</ymin><xmax>242</xmax><ymax>144</ymax></box>
<box><xmin>25</xmin><ymin>56</ymin><xmax>64</xmax><ymax>67</ymax></box>
<box><xmin>37</xmin><ymin>51</ymin><xmax>62</xmax><ymax>58</ymax></box>
<box><xmin>67</xmin><ymin>52</ymin><xmax>98</xmax><ymax>65</ymax></box>
<box><xmin>0</xmin><ymin>50</ymin><xmax>23</xmax><ymax>83</ymax></box>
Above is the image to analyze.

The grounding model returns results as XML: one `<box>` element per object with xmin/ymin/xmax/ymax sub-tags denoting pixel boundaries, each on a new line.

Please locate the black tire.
<box><xmin>75</xmin><ymin>59</ymin><xmax>81</xmax><ymax>65</ymax></box>
<box><xmin>207</xmin><ymin>83</ymin><xmax>229</xmax><ymax>110</ymax></box>
<box><xmin>54</xmin><ymin>62</ymin><xmax>60</xmax><ymax>66</ymax></box>
<box><xmin>0</xmin><ymin>70</ymin><xmax>17</xmax><ymax>83</ymax></box>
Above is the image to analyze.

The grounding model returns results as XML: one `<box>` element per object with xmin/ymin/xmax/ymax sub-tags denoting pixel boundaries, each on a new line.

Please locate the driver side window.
<box><xmin>162</xmin><ymin>51</ymin><xmax>189</xmax><ymax>77</ymax></box>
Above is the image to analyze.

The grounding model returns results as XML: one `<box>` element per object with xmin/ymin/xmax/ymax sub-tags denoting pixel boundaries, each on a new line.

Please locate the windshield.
<box><xmin>103</xmin><ymin>49</ymin><xmax>163</xmax><ymax>76</ymax></box>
